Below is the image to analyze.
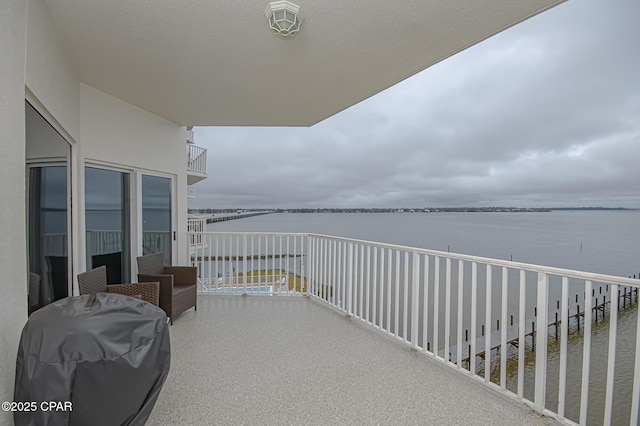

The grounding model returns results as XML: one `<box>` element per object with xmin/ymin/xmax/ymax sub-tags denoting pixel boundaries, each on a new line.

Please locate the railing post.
<box><xmin>484</xmin><ymin>265</ymin><xmax>492</xmax><ymax>383</ymax></box>
<box><xmin>558</xmin><ymin>277</ymin><xmax>569</xmax><ymax>419</ymax></box>
<box><xmin>534</xmin><ymin>272</ymin><xmax>549</xmax><ymax>412</ymax></box>
<box><xmin>433</xmin><ymin>257</ymin><xmax>440</xmax><ymax>357</ymax></box>
<box><xmin>631</xmin><ymin>298</ymin><xmax>640</xmax><ymax>426</ymax></box>
<box><xmin>470</xmin><ymin>262</ymin><xmax>477</xmax><ymax>374</ymax></box>
<box><xmin>347</xmin><ymin>243</ymin><xmax>353</xmax><ymax>316</ymax></box>
<box><xmin>603</xmin><ymin>284</ymin><xmax>619</xmax><ymax>426</ymax></box>
<box><xmin>445</xmin><ymin>258</ymin><xmax>451</xmax><ymax>361</ymax></box>
<box><xmin>242</xmin><ymin>235</ymin><xmax>247</xmax><ymax>295</ymax></box>
<box><xmin>411</xmin><ymin>252</ymin><xmax>420</xmax><ymax>349</ymax></box>
<box><xmin>517</xmin><ymin>270</ymin><xmax>526</xmax><ymax>397</ymax></box>
<box><xmin>456</xmin><ymin>260</ymin><xmax>464</xmax><ymax>368</ymax></box>
<box><xmin>202</xmin><ymin>148</ymin><xmax>207</xmax><ymax>175</ymax></box>
<box><xmin>307</xmin><ymin>235</ymin><xmax>313</xmax><ymax>297</ymax></box>
<box><xmin>500</xmin><ymin>267</ymin><xmax>508</xmax><ymax>389</ymax></box>
<box><xmin>580</xmin><ymin>280</ymin><xmax>593</xmax><ymax>425</ymax></box>
<box><xmin>403</xmin><ymin>253</ymin><xmax>409</xmax><ymax>341</ymax></box>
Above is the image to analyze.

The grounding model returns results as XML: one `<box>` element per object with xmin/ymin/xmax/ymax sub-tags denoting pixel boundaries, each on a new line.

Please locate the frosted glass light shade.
<box><xmin>265</xmin><ymin>1</ymin><xmax>303</xmax><ymax>38</ymax></box>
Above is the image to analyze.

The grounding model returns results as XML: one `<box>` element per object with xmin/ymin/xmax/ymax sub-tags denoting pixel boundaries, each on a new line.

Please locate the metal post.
<box><xmin>411</xmin><ymin>252</ymin><xmax>420</xmax><ymax>349</ymax></box>
<box><xmin>347</xmin><ymin>243</ymin><xmax>353</xmax><ymax>316</ymax></box>
<box><xmin>579</xmin><ymin>280</ymin><xmax>593</xmax><ymax>425</ymax></box>
<box><xmin>534</xmin><ymin>272</ymin><xmax>548</xmax><ymax>412</ymax></box>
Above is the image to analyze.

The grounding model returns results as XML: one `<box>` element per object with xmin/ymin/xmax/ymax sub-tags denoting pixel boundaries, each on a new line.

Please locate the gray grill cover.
<box><xmin>14</xmin><ymin>293</ymin><xmax>170</xmax><ymax>426</ymax></box>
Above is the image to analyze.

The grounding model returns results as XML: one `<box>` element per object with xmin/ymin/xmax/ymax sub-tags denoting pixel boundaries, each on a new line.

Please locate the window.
<box><xmin>26</xmin><ymin>102</ymin><xmax>71</xmax><ymax>314</ymax></box>
<box><xmin>85</xmin><ymin>167</ymin><xmax>131</xmax><ymax>283</ymax></box>
<box><xmin>142</xmin><ymin>174</ymin><xmax>173</xmax><ymax>265</ymax></box>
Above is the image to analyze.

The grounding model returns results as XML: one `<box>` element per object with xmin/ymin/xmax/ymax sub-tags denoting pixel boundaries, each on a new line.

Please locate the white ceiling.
<box><xmin>44</xmin><ymin>0</ymin><xmax>566</xmax><ymax>127</ymax></box>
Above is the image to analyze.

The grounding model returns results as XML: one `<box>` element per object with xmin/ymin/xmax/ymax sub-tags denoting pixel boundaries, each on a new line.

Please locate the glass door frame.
<box><xmin>26</xmin><ymin>160</ymin><xmax>73</xmax><ymax>303</ymax></box>
<box><xmin>84</xmin><ymin>163</ymin><xmax>134</xmax><ymax>282</ymax></box>
<box><xmin>25</xmin><ymin>96</ymin><xmax>78</xmax><ymax>306</ymax></box>
<box><xmin>136</xmin><ymin>170</ymin><xmax>177</xmax><ymax>266</ymax></box>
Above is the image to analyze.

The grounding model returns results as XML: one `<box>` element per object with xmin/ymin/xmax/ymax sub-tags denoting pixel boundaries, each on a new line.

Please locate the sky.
<box><xmin>190</xmin><ymin>0</ymin><xmax>640</xmax><ymax>210</ymax></box>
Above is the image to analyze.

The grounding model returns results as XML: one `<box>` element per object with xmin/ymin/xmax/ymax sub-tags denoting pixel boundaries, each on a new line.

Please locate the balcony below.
<box><xmin>147</xmin><ymin>295</ymin><xmax>556</xmax><ymax>425</ymax></box>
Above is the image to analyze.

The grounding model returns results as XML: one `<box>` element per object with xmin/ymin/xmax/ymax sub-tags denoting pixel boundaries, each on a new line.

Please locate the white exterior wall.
<box><xmin>0</xmin><ymin>1</ymin><xmax>29</xmax><ymax>420</ymax></box>
<box><xmin>0</xmin><ymin>0</ymin><xmax>190</xmax><ymax>417</ymax></box>
<box><xmin>80</xmin><ymin>85</ymin><xmax>183</xmax><ymax>172</ymax></box>
<box><xmin>80</xmin><ymin>85</ymin><xmax>189</xmax><ymax>270</ymax></box>
<box><xmin>24</xmin><ymin>0</ymin><xmax>82</xmax><ymax>307</ymax></box>
<box><xmin>25</xmin><ymin>0</ymin><xmax>80</xmax><ymax>143</ymax></box>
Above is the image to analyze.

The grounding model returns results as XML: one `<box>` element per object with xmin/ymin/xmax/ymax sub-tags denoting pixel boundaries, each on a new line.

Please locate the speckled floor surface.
<box><xmin>147</xmin><ymin>296</ymin><xmax>558</xmax><ymax>426</ymax></box>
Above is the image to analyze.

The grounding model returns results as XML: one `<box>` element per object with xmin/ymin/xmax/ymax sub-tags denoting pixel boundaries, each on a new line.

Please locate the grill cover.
<box><xmin>14</xmin><ymin>293</ymin><xmax>170</xmax><ymax>426</ymax></box>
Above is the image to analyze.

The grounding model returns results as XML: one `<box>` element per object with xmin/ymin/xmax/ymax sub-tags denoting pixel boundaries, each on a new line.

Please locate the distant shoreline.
<box><xmin>189</xmin><ymin>207</ymin><xmax>636</xmax><ymax>214</ymax></box>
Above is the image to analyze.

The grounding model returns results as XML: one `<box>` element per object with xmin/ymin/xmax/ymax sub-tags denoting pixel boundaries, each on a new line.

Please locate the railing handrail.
<box><xmin>189</xmin><ymin>231</ymin><xmax>309</xmax><ymax>238</ymax></box>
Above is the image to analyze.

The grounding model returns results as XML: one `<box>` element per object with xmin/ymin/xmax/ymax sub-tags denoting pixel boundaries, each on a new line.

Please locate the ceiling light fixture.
<box><xmin>265</xmin><ymin>1</ymin><xmax>303</xmax><ymax>38</ymax></box>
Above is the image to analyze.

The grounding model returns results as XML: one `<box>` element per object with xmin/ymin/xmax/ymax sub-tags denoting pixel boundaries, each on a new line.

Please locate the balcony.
<box><xmin>184</xmin><ymin>232</ymin><xmax>640</xmax><ymax>425</ymax></box>
<box><xmin>146</xmin><ymin>295</ymin><xmax>551</xmax><ymax>425</ymax></box>
<box><xmin>187</xmin><ymin>144</ymin><xmax>207</xmax><ymax>185</ymax></box>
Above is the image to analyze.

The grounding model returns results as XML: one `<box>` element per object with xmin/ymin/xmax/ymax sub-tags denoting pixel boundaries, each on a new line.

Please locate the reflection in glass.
<box><xmin>28</xmin><ymin>166</ymin><xmax>68</xmax><ymax>310</ymax></box>
<box><xmin>85</xmin><ymin>167</ymin><xmax>130</xmax><ymax>283</ymax></box>
<box><xmin>26</xmin><ymin>102</ymin><xmax>71</xmax><ymax>314</ymax></box>
<box><xmin>142</xmin><ymin>175</ymin><xmax>172</xmax><ymax>265</ymax></box>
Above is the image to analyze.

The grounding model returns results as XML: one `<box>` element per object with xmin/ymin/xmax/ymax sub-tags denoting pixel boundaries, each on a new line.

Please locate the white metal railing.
<box><xmin>186</xmin><ymin>129</ymin><xmax>194</xmax><ymax>144</ymax></box>
<box><xmin>187</xmin><ymin>218</ymin><xmax>207</xmax><ymax>234</ymax></box>
<box><xmin>188</xmin><ymin>231</ymin><xmax>640</xmax><ymax>425</ymax></box>
<box><xmin>189</xmin><ymin>232</ymin><xmax>307</xmax><ymax>297</ymax></box>
<box><xmin>187</xmin><ymin>218</ymin><xmax>208</xmax><ymax>249</ymax></box>
<box><xmin>187</xmin><ymin>144</ymin><xmax>207</xmax><ymax>175</ymax></box>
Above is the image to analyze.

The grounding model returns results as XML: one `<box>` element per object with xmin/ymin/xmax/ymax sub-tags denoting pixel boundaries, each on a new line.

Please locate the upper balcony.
<box><xmin>187</xmin><ymin>143</ymin><xmax>207</xmax><ymax>185</ymax></box>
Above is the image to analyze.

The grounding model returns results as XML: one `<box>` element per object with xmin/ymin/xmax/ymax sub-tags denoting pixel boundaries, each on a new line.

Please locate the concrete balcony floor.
<box><xmin>147</xmin><ymin>296</ymin><xmax>559</xmax><ymax>425</ymax></box>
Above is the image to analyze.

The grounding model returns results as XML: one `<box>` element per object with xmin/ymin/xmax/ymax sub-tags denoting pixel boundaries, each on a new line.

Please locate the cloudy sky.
<box><xmin>191</xmin><ymin>0</ymin><xmax>640</xmax><ymax>210</ymax></box>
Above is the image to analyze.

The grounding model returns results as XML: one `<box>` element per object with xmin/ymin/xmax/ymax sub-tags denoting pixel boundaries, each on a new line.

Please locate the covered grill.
<box><xmin>14</xmin><ymin>293</ymin><xmax>170</xmax><ymax>426</ymax></box>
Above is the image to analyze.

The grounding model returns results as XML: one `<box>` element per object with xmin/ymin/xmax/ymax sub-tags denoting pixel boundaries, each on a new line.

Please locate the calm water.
<box><xmin>207</xmin><ymin>210</ymin><xmax>640</xmax><ymax>278</ymax></box>
<box><xmin>206</xmin><ymin>210</ymin><xmax>640</xmax><ymax>424</ymax></box>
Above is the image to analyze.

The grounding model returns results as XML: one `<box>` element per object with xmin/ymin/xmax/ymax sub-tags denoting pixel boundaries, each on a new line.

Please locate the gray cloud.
<box><xmin>190</xmin><ymin>0</ymin><xmax>640</xmax><ymax>209</ymax></box>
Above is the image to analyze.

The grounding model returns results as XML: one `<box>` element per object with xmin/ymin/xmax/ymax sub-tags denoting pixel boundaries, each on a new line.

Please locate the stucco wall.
<box><xmin>80</xmin><ymin>85</ymin><xmax>189</xmax><ymax>265</ymax></box>
<box><xmin>25</xmin><ymin>0</ymin><xmax>80</xmax><ymax>142</ymax></box>
<box><xmin>0</xmin><ymin>0</ymin><xmax>29</xmax><ymax>422</ymax></box>
<box><xmin>80</xmin><ymin>85</ymin><xmax>184</xmax><ymax>172</ymax></box>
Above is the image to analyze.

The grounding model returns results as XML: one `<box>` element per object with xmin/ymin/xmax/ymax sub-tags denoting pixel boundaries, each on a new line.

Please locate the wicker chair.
<box><xmin>137</xmin><ymin>253</ymin><xmax>197</xmax><ymax>324</ymax></box>
<box><xmin>77</xmin><ymin>265</ymin><xmax>160</xmax><ymax>307</ymax></box>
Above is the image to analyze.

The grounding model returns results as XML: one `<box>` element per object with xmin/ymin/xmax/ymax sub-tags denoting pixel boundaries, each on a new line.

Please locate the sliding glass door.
<box><xmin>28</xmin><ymin>166</ymin><xmax>68</xmax><ymax>308</ymax></box>
<box><xmin>85</xmin><ymin>167</ymin><xmax>131</xmax><ymax>283</ymax></box>
<box><xmin>26</xmin><ymin>102</ymin><xmax>70</xmax><ymax>314</ymax></box>
<box><xmin>142</xmin><ymin>175</ymin><xmax>172</xmax><ymax>265</ymax></box>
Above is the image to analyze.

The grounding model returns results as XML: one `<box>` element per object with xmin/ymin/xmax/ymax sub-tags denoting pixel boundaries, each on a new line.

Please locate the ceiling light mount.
<box><xmin>265</xmin><ymin>1</ymin><xmax>303</xmax><ymax>38</ymax></box>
